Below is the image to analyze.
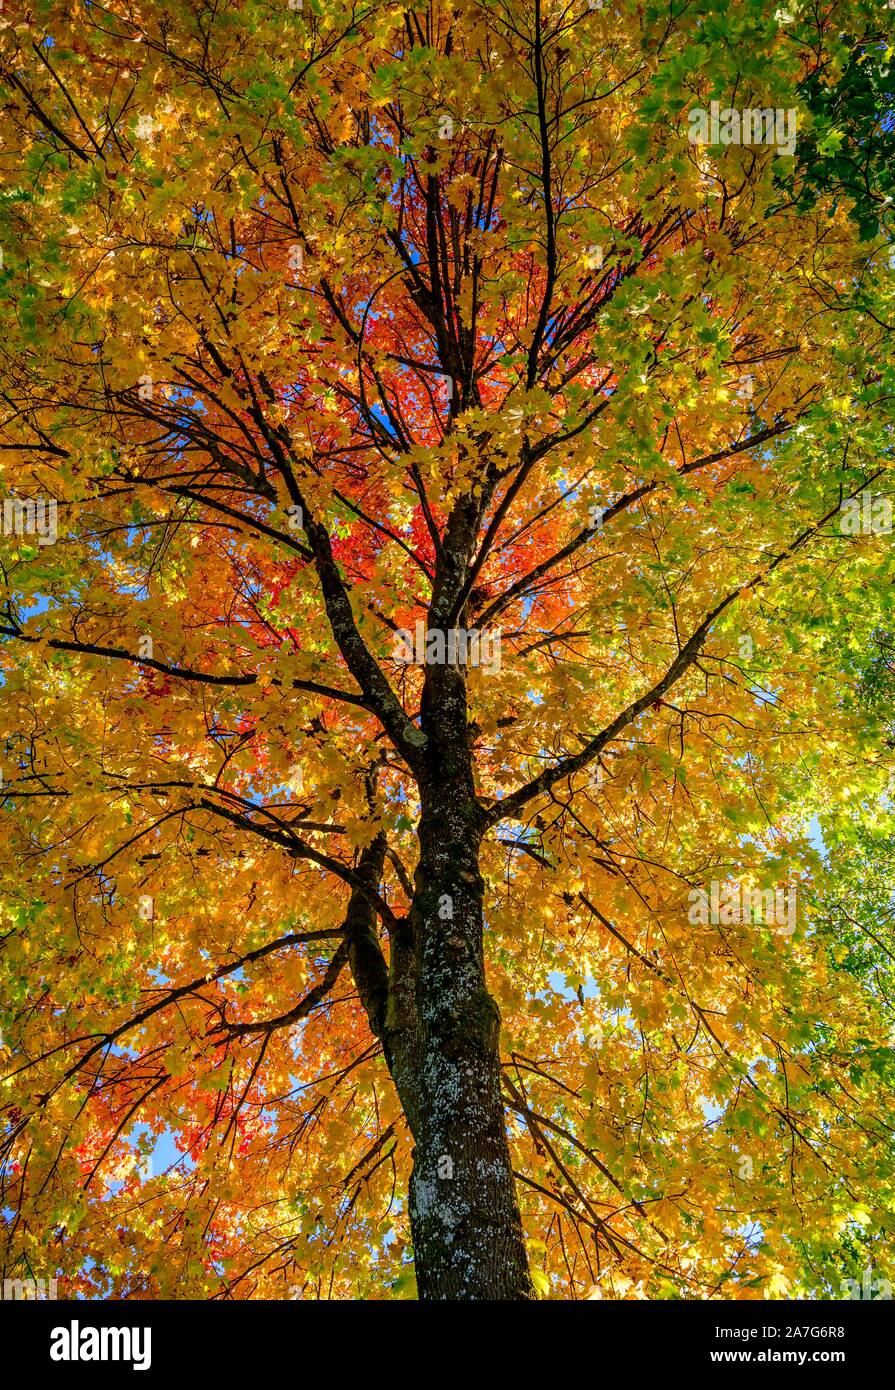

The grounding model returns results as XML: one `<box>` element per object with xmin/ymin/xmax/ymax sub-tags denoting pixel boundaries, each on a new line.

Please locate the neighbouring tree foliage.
<box><xmin>0</xmin><ymin>0</ymin><xmax>894</xmax><ymax>1300</ymax></box>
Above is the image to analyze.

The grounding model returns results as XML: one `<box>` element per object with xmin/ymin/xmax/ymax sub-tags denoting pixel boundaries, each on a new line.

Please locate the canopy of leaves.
<box><xmin>0</xmin><ymin>0</ymin><xmax>893</xmax><ymax>1300</ymax></box>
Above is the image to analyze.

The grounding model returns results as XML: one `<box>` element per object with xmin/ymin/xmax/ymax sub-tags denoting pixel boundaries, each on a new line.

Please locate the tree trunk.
<box><xmin>404</xmin><ymin>797</ymin><xmax>533</xmax><ymax>1297</ymax></box>
<box><xmin>347</xmin><ymin>497</ymin><xmax>534</xmax><ymax>1297</ymax></box>
<box><xmin>401</xmin><ymin>659</ymin><xmax>534</xmax><ymax>1300</ymax></box>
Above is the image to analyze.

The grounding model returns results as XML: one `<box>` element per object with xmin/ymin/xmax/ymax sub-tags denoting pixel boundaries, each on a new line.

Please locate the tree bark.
<box><xmin>345</xmin><ymin>494</ymin><xmax>534</xmax><ymax>1297</ymax></box>
<box><xmin>404</xmin><ymin>798</ymin><xmax>533</xmax><ymax>1296</ymax></box>
<box><xmin>402</xmin><ymin>653</ymin><xmax>534</xmax><ymax>1299</ymax></box>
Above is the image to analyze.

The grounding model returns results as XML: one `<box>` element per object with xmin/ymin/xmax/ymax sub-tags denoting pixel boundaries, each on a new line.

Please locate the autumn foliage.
<box><xmin>1</xmin><ymin>0</ymin><xmax>894</xmax><ymax>1299</ymax></box>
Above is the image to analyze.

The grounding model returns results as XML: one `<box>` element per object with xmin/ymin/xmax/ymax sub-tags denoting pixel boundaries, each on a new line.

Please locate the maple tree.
<box><xmin>1</xmin><ymin>0</ymin><xmax>894</xmax><ymax>1302</ymax></box>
